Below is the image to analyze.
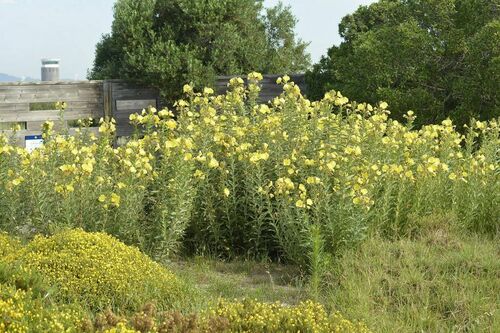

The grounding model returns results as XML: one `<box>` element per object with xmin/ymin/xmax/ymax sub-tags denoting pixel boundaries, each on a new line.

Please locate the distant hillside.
<box><xmin>0</xmin><ymin>73</ymin><xmax>39</xmax><ymax>82</ymax></box>
<box><xmin>0</xmin><ymin>73</ymin><xmax>21</xmax><ymax>82</ymax></box>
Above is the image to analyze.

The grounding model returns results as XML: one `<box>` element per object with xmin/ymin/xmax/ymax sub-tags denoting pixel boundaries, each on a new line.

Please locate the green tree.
<box><xmin>306</xmin><ymin>0</ymin><xmax>499</xmax><ymax>126</ymax></box>
<box><xmin>89</xmin><ymin>0</ymin><xmax>310</xmax><ymax>101</ymax></box>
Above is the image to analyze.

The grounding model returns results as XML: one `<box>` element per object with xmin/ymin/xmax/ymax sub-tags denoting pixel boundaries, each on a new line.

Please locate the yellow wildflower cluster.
<box><xmin>10</xmin><ymin>229</ymin><xmax>191</xmax><ymax>312</ymax></box>
<box><xmin>206</xmin><ymin>299</ymin><xmax>372</xmax><ymax>332</ymax></box>
<box><xmin>0</xmin><ymin>284</ymin><xmax>83</xmax><ymax>333</ymax></box>
<box><xmin>0</xmin><ymin>233</ymin><xmax>21</xmax><ymax>258</ymax></box>
<box><xmin>58</xmin><ymin>298</ymin><xmax>372</xmax><ymax>333</ymax></box>
<box><xmin>101</xmin><ymin>323</ymin><xmax>140</xmax><ymax>333</ymax></box>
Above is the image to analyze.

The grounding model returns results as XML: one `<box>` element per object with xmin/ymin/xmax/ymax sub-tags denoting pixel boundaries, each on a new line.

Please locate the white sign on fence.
<box><xmin>25</xmin><ymin>135</ymin><xmax>44</xmax><ymax>152</ymax></box>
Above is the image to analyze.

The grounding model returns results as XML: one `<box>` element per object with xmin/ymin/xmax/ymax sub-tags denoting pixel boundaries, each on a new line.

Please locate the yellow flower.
<box><xmin>165</xmin><ymin>119</ymin><xmax>177</xmax><ymax>130</ymax></box>
<box><xmin>98</xmin><ymin>194</ymin><xmax>106</xmax><ymax>203</ymax></box>
<box><xmin>203</xmin><ymin>87</ymin><xmax>214</xmax><ymax>95</ymax></box>
<box><xmin>475</xmin><ymin>120</ymin><xmax>486</xmax><ymax>130</ymax></box>
<box><xmin>165</xmin><ymin>139</ymin><xmax>179</xmax><ymax>148</ymax></box>
<box><xmin>442</xmin><ymin>118</ymin><xmax>453</xmax><ymax>127</ymax></box>
<box><xmin>208</xmin><ymin>158</ymin><xmax>219</xmax><ymax>168</ymax></box>
<box><xmin>183</xmin><ymin>84</ymin><xmax>193</xmax><ymax>94</ymax></box>
<box><xmin>158</xmin><ymin>109</ymin><xmax>173</xmax><ymax>118</ymax></box>
<box><xmin>248</xmin><ymin>72</ymin><xmax>263</xmax><ymax>81</ymax></box>
<box><xmin>59</xmin><ymin>164</ymin><xmax>76</xmax><ymax>173</ymax></box>
<box><xmin>81</xmin><ymin>162</ymin><xmax>93</xmax><ymax>174</ymax></box>
<box><xmin>55</xmin><ymin>185</ymin><xmax>64</xmax><ymax>193</ymax></box>
<box><xmin>327</xmin><ymin>161</ymin><xmax>336</xmax><ymax>171</ymax></box>
<box><xmin>306</xmin><ymin>176</ymin><xmax>320</xmax><ymax>184</ymax></box>
<box><xmin>194</xmin><ymin>169</ymin><xmax>205</xmax><ymax>179</ymax></box>
<box><xmin>12</xmin><ymin>177</ymin><xmax>24</xmax><ymax>186</ymax></box>
<box><xmin>223</xmin><ymin>188</ymin><xmax>230</xmax><ymax>197</ymax></box>
<box><xmin>177</xmin><ymin>99</ymin><xmax>189</xmax><ymax>107</ymax></box>
<box><xmin>111</xmin><ymin>193</ymin><xmax>121</xmax><ymax>207</ymax></box>
<box><xmin>295</xmin><ymin>200</ymin><xmax>305</xmax><ymax>208</ymax></box>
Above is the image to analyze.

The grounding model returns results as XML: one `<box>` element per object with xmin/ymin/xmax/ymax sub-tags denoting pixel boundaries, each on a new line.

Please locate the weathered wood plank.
<box><xmin>116</xmin><ymin>99</ymin><xmax>157</xmax><ymax>111</ymax></box>
<box><xmin>0</xmin><ymin>110</ymin><xmax>101</xmax><ymax>122</ymax></box>
<box><xmin>0</xmin><ymin>103</ymin><xmax>30</xmax><ymax>112</ymax></box>
<box><xmin>1</xmin><ymin>96</ymin><xmax>103</xmax><ymax>104</ymax></box>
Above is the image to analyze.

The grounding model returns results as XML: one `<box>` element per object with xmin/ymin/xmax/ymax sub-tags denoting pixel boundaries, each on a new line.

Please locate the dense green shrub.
<box><xmin>89</xmin><ymin>0</ymin><xmax>310</xmax><ymax>101</ymax></box>
<box><xmin>306</xmin><ymin>0</ymin><xmax>499</xmax><ymax>127</ymax></box>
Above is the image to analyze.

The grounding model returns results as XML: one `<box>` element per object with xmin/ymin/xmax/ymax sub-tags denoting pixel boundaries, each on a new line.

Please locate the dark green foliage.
<box><xmin>88</xmin><ymin>0</ymin><xmax>310</xmax><ymax>101</ymax></box>
<box><xmin>306</xmin><ymin>0</ymin><xmax>500</xmax><ymax>127</ymax></box>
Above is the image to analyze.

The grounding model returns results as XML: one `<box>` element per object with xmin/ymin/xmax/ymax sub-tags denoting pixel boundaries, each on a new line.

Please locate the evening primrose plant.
<box><xmin>0</xmin><ymin>72</ymin><xmax>498</xmax><ymax>269</ymax></box>
<box><xmin>171</xmin><ymin>73</ymin><xmax>498</xmax><ymax>266</ymax></box>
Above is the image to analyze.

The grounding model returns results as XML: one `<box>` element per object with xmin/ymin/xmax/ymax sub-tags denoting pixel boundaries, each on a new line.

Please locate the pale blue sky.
<box><xmin>0</xmin><ymin>0</ymin><xmax>376</xmax><ymax>80</ymax></box>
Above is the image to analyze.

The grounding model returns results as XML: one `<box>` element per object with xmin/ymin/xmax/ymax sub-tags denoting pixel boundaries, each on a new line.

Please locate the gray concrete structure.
<box><xmin>41</xmin><ymin>59</ymin><xmax>60</xmax><ymax>81</ymax></box>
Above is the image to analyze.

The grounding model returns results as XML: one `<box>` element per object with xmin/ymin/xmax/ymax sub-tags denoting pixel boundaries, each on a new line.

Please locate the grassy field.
<box><xmin>329</xmin><ymin>227</ymin><xmax>499</xmax><ymax>332</ymax></box>
<box><xmin>171</xmin><ymin>220</ymin><xmax>499</xmax><ymax>332</ymax></box>
<box><xmin>170</xmin><ymin>258</ymin><xmax>307</xmax><ymax>305</ymax></box>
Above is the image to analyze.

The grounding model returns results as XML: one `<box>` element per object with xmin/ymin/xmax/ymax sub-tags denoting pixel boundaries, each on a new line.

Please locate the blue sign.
<box><xmin>25</xmin><ymin>135</ymin><xmax>44</xmax><ymax>152</ymax></box>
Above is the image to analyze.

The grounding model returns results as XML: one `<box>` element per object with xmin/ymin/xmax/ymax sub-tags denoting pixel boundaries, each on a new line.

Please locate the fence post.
<box><xmin>103</xmin><ymin>80</ymin><xmax>113</xmax><ymax>119</ymax></box>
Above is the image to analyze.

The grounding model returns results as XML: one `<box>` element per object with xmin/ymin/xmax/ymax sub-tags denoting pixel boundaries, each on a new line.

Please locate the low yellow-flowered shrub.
<box><xmin>0</xmin><ymin>234</ymin><xmax>20</xmax><ymax>259</ymax></box>
<box><xmin>12</xmin><ymin>229</ymin><xmax>193</xmax><ymax>312</ymax></box>
<box><xmin>208</xmin><ymin>299</ymin><xmax>372</xmax><ymax>333</ymax></box>
<box><xmin>101</xmin><ymin>323</ymin><xmax>140</xmax><ymax>333</ymax></box>
<box><xmin>0</xmin><ymin>283</ymin><xmax>83</xmax><ymax>333</ymax></box>
<box><xmin>89</xmin><ymin>299</ymin><xmax>371</xmax><ymax>332</ymax></box>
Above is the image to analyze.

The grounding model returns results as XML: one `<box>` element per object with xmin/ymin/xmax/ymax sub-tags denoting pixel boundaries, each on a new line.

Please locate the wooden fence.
<box><xmin>0</xmin><ymin>80</ymin><xmax>159</xmax><ymax>145</ymax></box>
<box><xmin>215</xmin><ymin>74</ymin><xmax>307</xmax><ymax>101</ymax></box>
<box><xmin>0</xmin><ymin>75</ymin><xmax>306</xmax><ymax>147</ymax></box>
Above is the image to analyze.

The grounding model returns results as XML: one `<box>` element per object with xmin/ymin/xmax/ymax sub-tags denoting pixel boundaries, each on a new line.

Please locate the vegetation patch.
<box><xmin>170</xmin><ymin>258</ymin><xmax>307</xmax><ymax>305</ymax></box>
<box><xmin>328</xmin><ymin>224</ymin><xmax>500</xmax><ymax>332</ymax></box>
<box><xmin>1</xmin><ymin>75</ymin><xmax>497</xmax><ymax>268</ymax></box>
<box><xmin>10</xmin><ymin>229</ymin><xmax>194</xmax><ymax>313</ymax></box>
<box><xmin>0</xmin><ymin>233</ymin><xmax>21</xmax><ymax>258</ymax></box>
<box><xmin>85</xmin><ymin>299</ymin><xmax>371</xmax><ymax>333</ymax></box>
<box><xmin>0</xmin><ymin>283</ymin><xmax>83</xmax><ymax>333</ymax></box>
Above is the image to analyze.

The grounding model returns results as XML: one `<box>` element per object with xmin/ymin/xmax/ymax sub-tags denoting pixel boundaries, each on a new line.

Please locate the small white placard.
<box><xmin>25</xmin><ymin>135</ymin><xmax>44</xmax><ymax>152</ymax></box>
